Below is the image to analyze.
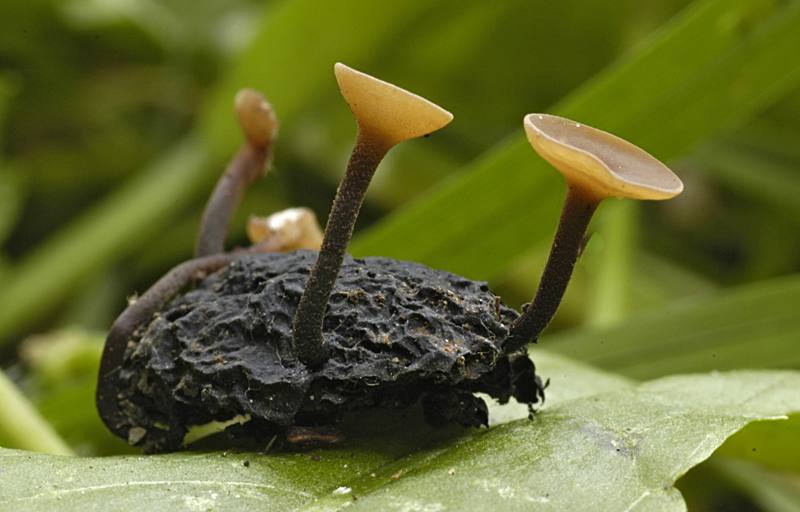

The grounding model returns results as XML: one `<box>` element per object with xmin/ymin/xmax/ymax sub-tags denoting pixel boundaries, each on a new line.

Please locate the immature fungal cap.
<box><xmin>334</xmin><ymin>63</ymin><xmax>453</xmax><ymax>150</ymax></box>
<box><xmin>524</xmin><ymin>114</ymin><xmax>683</xmax><ymax>201</ymax></box>
<box><xmin>235</xmin><ymin>88</ymin><xmax>279</xmax><ymax>148</ymax></box>
<box><xmin>247</xmin><ymin>207</ymin><xmax>324</xmax><ymax>251</ymax></box>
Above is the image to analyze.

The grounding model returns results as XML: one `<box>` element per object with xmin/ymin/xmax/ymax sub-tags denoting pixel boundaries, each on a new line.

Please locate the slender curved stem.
<box><xmin>292</xmin><ymin>132</ymin><xmax>387</xmax><ymax>368</ymax></box>
<box><xmin>195</xmin><ymin>143</ymin><xmax>270</xmax><ymax>258</ymax></box>
<box><xmin>505</xmin><ymin>186</ymin><xmax>601</xmax><ymax>353</ymax></box>
<box><xmin>96</xmin><ymin>236</ymin><xmax>285</xmax><ymax>440</ymax></box>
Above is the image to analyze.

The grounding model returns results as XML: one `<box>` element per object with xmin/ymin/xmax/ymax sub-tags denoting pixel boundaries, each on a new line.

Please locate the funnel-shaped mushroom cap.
<box><xmin>524</xmin><ymin>114</ymin><xmax>683</xmax><ymax>201</ymax></box>
<box><xmin>335</xmin><ymin>63</ymin><xmax>453</xmax><ymax>150</ymax></box>
<box><xmin>235</xmin><ymin>89</ymin><xmax>279</xmax><ymax>148</ymax></box>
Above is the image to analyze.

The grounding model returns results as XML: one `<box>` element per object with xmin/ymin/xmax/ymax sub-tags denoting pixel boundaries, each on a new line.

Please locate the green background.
<box><xmin>2</xmin><ymin>0</ymin><xmax>800</xmax><ymax>509</ymax></box>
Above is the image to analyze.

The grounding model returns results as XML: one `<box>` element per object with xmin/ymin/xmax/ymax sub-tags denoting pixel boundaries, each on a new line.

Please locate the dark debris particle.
<box><xmin>313</xmin><ymin>455</ymin><xmax>321</xmax><ymax>462</ymax></box>
<box><xmin>243</xmin><ymin>459</ymin><xmax>250</xmax><ymax>467</ymax></box>
<box><xmin>115</xmin><ymin>251</ymin><xmax>545</xmax><ymax>452</ymax></box>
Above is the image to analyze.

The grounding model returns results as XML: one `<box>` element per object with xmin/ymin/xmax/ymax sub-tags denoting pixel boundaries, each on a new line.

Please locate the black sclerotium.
<box><xmin>98</xmin><ymin>75</ymin><xmax>552</xmax><ymax>454</ymax></box>
<box><xmin>117</xmin><ymin>251</ymin><xmax>543</xmax><ymax>453</ymax></box>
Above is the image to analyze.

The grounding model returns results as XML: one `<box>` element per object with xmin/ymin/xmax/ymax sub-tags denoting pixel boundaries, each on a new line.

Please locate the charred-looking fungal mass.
<box><xmin>97</xmin><ymin>67</ymin><xmax>682</xmax><ymax>453</ymax></box>
<box><xmin>116</xmin><ymin>251</ymin><xmax>539</xmax><ymax>452</ymax></box>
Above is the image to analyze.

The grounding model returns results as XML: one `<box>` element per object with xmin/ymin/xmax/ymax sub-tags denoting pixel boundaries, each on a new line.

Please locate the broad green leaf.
<box><xmin>2</xmin><ymin>355</ymin><xmax>799</xmax><ymax>511</ymax></box>
<box><xmin>350</xmin><ymin>0</ymin><xmax>800</xmax><ymax>282</ymax></box>
<box><xmin>0</xmin><ymin>448</ymin><xmax>364</xmax><ymax>512</ymax></box>
<box><xmin>544</xmin><ymin>273</ymin><xmax>800</xmax><ymax>379</ymax></box>
<box><xmin>330</xmin><ymin>370</ymin><xmax>800</xmax><ymax>512</ymax></box>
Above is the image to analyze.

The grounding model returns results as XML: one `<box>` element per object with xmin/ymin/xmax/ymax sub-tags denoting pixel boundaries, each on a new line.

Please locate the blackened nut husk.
<box><xmin>116</xmin><ymin>250</ymin><xmax>544</xmax><ymax>452</ymax></box>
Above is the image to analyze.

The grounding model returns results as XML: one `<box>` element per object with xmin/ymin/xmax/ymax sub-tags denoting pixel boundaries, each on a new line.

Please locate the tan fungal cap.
<box><xmin>524</xmin><ymin>114</ymin><xmax>683</xmax><ymax>201</ymax></box>
<box><xmin>235</xmin><ymin>89</ymin><xmax>279</xmax><ymax>148</ymax></box>
<box><xmin>334</xmin><ymin>63</ymin><xmax>453</xmax><ymax>150</ymax></box>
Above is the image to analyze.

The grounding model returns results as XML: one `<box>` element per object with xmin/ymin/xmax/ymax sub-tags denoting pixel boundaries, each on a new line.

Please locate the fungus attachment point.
<box><xmin>292</xmin><ymin>63</ymin><xmax>452</xmax><ymax>368</ymax></box>
<box><xmin>195</xmin><ymin>89</ymin><xmax>279</xmax><ymax>258</ymax></box>
<box><xmin>505</xmin><ymin>114</ymin><xmax>683</xmax><ymax>352</ymax></box>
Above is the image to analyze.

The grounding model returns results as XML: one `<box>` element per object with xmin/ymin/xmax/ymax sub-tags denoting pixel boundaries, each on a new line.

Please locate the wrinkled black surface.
<box><xmin>117</xmin><ymin>250</ymin><xmax>543</xmax><ymax>452</ymax></box>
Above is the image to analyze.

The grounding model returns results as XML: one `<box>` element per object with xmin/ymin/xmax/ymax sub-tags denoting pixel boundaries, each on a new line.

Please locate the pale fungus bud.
<box><xmin>195</xmin><ymin>89</ymin><xmax>279</xmax><ymax>258</ymax></box>
<box><xmin>247</xmin><ymin>207</ymin><xmax>324</xmax><ymax>252</ymax></box>
<box><xmin>234</xmin><ymin>88</ymin><xmax>280</xmax><ymax>149</ymax></box>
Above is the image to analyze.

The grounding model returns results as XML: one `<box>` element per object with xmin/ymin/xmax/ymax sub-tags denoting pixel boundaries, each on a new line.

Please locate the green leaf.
<box><xmin>198</xmin><ymin>0</ymin><xmax>445</xmax><ymax>159</ymax></box>
<box><xmin>545</xmin><ymin>273</ymin><xmax>800</xmax><ymax>379</ymax></box>
<box><xmin>709</xmin><ymin>457</ymin><xmax>800</xmax><ymax>512</ymax></box>
<box><xmin>350</xmin><ymin>0</ymin><xmax>800</xmax><ymax>282</ymax></box>
<box><xmin>2</xmin><ymin>353</ymin><xmax>799</xmax><ymax>511</ymax></box>
<box><xmin>715</xmin><ymin>413</ymin><xmax>800</xmax><ymax>473</ymax></box>
<box><xmin>334</xmin><ymin>370</ymin><xmax>800</xmax><ymax>512</ymax></box>
<box><xmin>0</xmin><ymin>140</ymin><xmax>207</xmax><ymax>343</ymax></box>
<box><xmin>0</xmin><ymin>74</ymin><xmax>23</xmax><ymax>248</ymax></box>
<box><xmin>694</xmin><ymin>141</ymin><xmax>800</xmax><ymax>225</ymax></box>
<box><xmin>584</xmin><ymin>200</ymin><xmax>640</xmax><ymax>329</ymax></box>
<box><xmin>0</xmin><ymin>166</ymin><xmax>24</xmax><ymax>249</ymax></box>
<box><xmin>0</xmin><ymin>369</ymin><xmax>74</xmax><ymax>456</ymax></box>
<box><xmin>0</xmin><ymin>0</ymin><xmax>447</xmax><ymax>346</ymax></box>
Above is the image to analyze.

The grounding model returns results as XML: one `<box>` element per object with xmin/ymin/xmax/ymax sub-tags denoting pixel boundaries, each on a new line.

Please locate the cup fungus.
<box><xmin>505</xmin><ymin>114</ymin><xmax>684</xmax><ymax>352</ymax></box>
<box><xmin>292</xmin><ymin>63</ymin><xmax>453</xmax><ymax>368</ymax></box>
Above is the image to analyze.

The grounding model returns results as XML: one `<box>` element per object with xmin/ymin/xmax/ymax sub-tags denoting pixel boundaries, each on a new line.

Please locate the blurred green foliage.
<box><xmin>1</xmin><ymin>0</ymin><xmax>800</xmax><ymax>509</ymax></box>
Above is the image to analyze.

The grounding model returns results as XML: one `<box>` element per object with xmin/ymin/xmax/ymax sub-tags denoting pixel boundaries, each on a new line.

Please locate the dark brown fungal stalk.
<box><xmin>504</xmin><ymin>114</ymin><xmax>684</xmax><ymax>352</ymax></box>
<box><xmin>195</xmin><ymin>89</ymin><xmax>279</xmax><ymax>258</ymax></box>
<box><xmin>292</xmin><ymin>63</ymin><xmax>453</xmax><ymax>368</ymax></box>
